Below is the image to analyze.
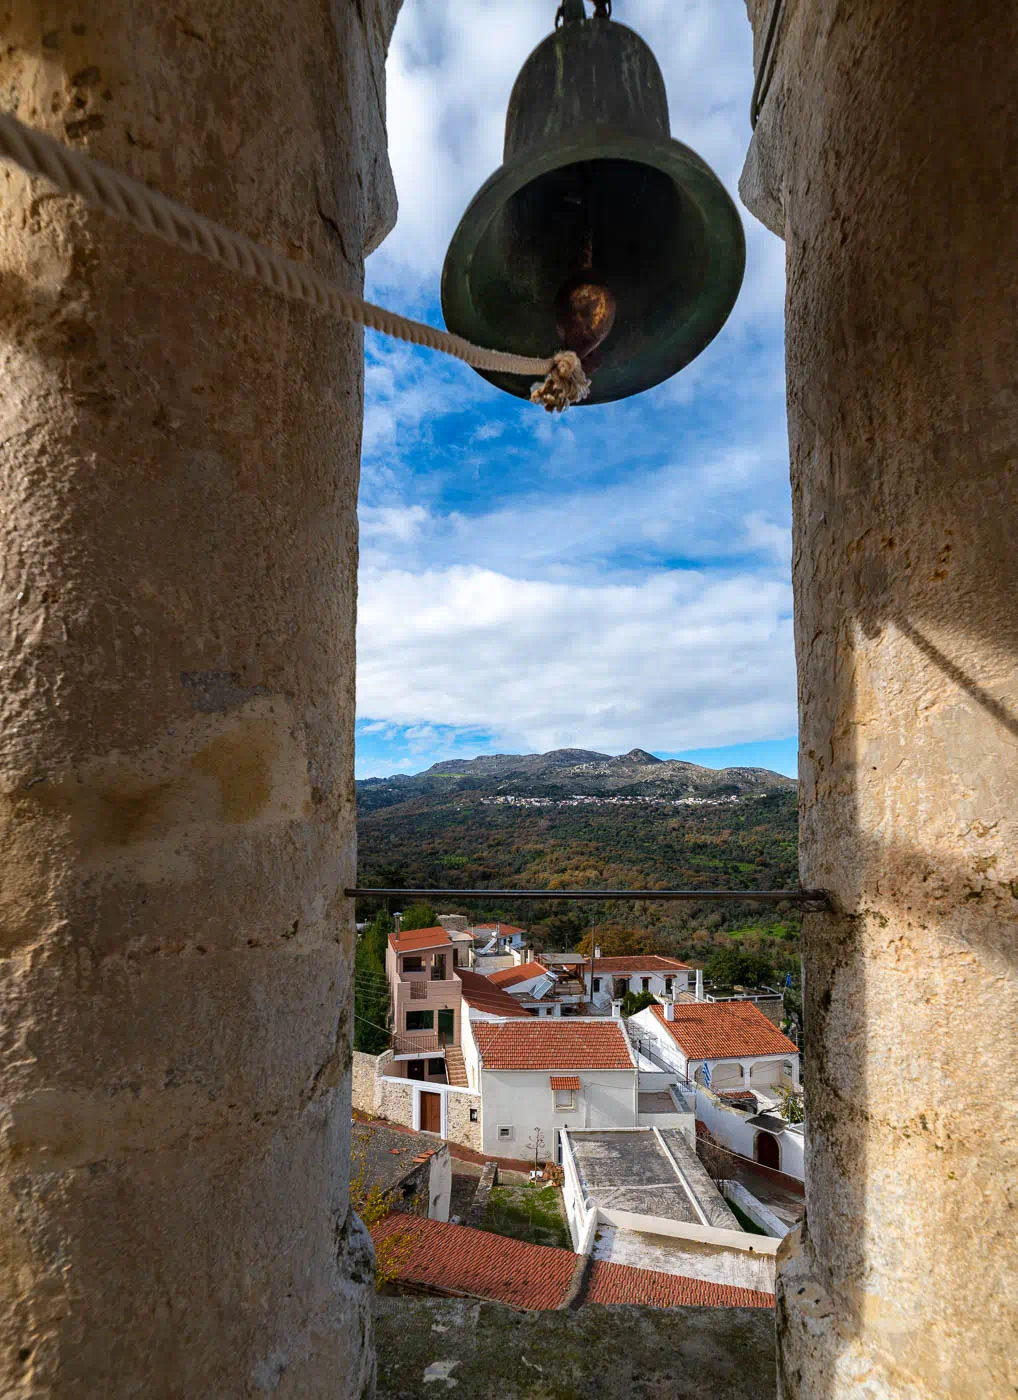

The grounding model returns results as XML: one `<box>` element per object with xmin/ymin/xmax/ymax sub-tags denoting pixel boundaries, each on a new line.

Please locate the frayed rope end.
<box><xmin>530</xmin><ymin>350</ymin><xmax>591</xmax><ymax>413</ymax></box>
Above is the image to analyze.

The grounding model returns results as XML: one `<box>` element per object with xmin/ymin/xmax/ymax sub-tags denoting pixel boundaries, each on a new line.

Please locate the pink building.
<box><xmin>385</xmin><ymin>927</ymin><xmax>463</xmax><ymax>1085</ymax></box>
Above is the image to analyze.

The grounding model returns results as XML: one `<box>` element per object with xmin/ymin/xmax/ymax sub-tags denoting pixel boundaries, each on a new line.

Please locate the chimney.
<box><xmin>394</xmin><ymin>911</ymin><xmax>402</xmax><ymax>935</ymax></box>
<box><xmin>695</xmin><ymin>969</ymin><xmax>704</xmax><ymax>1002</ymax></box>
<box><xmin>611</xmin><ymin>1000</ymin><xmax>622</xmax><ymax>1019</ymax></box>
<box><xmin>665</xmin><ymin>1001</ymin><xmax>674</xmax><ymax>1022</ymax></box>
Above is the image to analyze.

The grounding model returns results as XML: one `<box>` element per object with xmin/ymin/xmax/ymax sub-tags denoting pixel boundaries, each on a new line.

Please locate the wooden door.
<box><xmin>756</xmin><ymin>1131</ymin><xmax>781</xmax><ymax>1169</ymax></box>
<box><xmin>420</xmin><ymin>1091</ymin><xmax>442</xmax><ymax>1135</ymax></box>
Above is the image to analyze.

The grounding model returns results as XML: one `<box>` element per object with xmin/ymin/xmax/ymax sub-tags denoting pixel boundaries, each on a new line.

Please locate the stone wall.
<box><xmin>354</xmin><ymin>1051</ymin><xmax>483</xmax><ymax>1153</ymax></box>
<box><xmin>374</xmin><ymin>1297</ymin><xmax>778</xmax><ymax>1400</ymax></box>
<box><xmin>376</xmin><ymin>1076</ymin><xmax>416</xmax><ymax>1129</ymax></box>
<box><xmin>0</xmin><ymin>2</ymin><xmax>402</xmax><ymax>1391</ymax></box>
<box><xmin>445</xmin><ymin>1084</ymin><xmax>483</xmax><ymax>1153</ymax></box>
<box><xmin>741</xmin><ymin>1</ymin><xmax>1018</xmax><ymax>1395</ymax></box>
<box><xmin>353</xmin><ymin>1048</ymin><xmax>394</xmax><ymax>1114</ymax></box>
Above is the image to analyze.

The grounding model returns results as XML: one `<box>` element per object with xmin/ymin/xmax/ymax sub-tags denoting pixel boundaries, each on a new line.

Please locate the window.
<box><xmin>405</xmin><ymin>1010</ymin><xmax>434</xmax><ymax>1032</ymax></box>
<box><xmin>469</xmin><ymin>1107</ymin><xmax>479</xmax><ymax>1123</ymax></box>
<box><xmin>592</xmin><ymin>977</ymin><xmax>601</xmax><ymax>993</ymax></box>
<box><xmin>431</xmin><ymin>954</ymin><xmax>447</xmax><ymax>980</ymax></box>
<box><xmin>497</xmin><ymin>1126</ymin><xmax>514</xmax><ymax>1141</ymax></box>
<box><xmin>427</xmin><ymin>1058</ymin><xmax>446</xmax><ymax>1075</ymax></box>
<box><xmin>554</xmin><ymin>1090</ymin><xmax>574</xmax><ymax>1110</ymax></box>
<box><xmin>402</xmin><ymin>956</ymin><xmax>423</xmax><ymax>973</ymax></box>
<box><xmin>664</xmin><ymin>977</ymin><xmax>673</xmax><ymax>995</ymax></box>
<box><xmin>641</xmin><ymin>977</ymin><xmax>651</xmax><ymax>991</ymax></box>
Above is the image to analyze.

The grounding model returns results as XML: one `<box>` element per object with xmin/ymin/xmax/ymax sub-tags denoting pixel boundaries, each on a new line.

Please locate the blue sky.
<box><xmin>356</xmin><ymin>0</ymin><xmax>795</xmax><ymax>781</ymax></box>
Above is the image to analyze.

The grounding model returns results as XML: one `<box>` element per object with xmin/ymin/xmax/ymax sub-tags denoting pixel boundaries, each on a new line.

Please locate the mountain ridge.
<box><xmin>358</xmin><ymin>746</ymin><xmax>795</xmax><ymax>810</ymax></box>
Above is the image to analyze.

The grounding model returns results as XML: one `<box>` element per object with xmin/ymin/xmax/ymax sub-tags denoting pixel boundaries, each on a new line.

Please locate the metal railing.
<box><xmin>392</xmin><ymin>1031</ymin><xmax>440</xmax><ymax>1055</ymax></box>
<box><xmin>396</xmin><ymin>977</ymin><xmax>460</xmax><ymax>1003</ymax></box>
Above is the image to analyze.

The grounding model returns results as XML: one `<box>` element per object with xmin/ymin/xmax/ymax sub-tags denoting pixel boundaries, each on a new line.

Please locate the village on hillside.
<box><xmin>352</xmin><ymin>910</ymin><xmax>805</xmax><ymax>1311</ymax></box>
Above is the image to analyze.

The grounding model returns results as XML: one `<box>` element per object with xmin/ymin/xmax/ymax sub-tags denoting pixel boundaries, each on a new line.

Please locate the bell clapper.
<box><xmin>555</xmin><ymin>278</ymin><xmax>617</xmax><ymax>368</ymax></box>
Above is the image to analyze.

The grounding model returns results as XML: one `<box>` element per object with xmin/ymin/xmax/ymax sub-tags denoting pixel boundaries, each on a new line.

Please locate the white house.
<box><xmin>485</xmin><ymin>960</ymin><xmax>586</xmax><ymax>1016</ymax></box>
<box><xmin>460</xmin><ymin>1016</ymin><xmax>639</xmax><ymax>1159</ymax></box>
<box><xmin>469</xmin><ymin>922</ymin><xmax>527</xmax><ymax>954</ymax></box>
<box><xmin>590</xmin><ymin>955</ymin><xmax>692</xmax><ymax>1008</ymax></box>
<box><xmin>628</xmin><ymin>999</ymin><xmax>803</xmax><ymax>1179</ymax></box>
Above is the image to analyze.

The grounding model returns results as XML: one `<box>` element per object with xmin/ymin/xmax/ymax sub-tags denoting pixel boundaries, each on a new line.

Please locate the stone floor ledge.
<box><xmin>374</xmin><ymin>1295</ymin><xmax>776</xmax><ymax>1398</ymax></box>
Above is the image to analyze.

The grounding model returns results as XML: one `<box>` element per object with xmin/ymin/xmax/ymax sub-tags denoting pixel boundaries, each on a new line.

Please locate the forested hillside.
<box><xmin>356</xmin><ymin>750</ymin><xmax>801</xmax><ymax>970</ymax></box>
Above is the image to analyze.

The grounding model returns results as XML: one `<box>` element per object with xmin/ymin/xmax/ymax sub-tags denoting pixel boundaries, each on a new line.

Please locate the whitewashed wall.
<box><xmin>478</xmin><ymin>1068</ymin><xmax>638</xmax><ymax>1157</ymax></box>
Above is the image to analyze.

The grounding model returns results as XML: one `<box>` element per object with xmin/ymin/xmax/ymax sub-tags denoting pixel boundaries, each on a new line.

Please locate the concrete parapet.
<box><xmin>374</xmin><ymin>1296</ymin><xmax>777</xmax><ymax>1399</ymax></box>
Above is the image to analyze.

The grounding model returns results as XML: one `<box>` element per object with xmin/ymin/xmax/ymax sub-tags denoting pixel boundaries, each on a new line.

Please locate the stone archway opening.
<box><xmin>755</xmin><ymin>1130</ymin><xmax>781</xmax><ymax>1171</ymax></box>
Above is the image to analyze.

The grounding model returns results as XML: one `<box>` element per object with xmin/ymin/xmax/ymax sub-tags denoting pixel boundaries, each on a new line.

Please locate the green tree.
<box><xmin>776</xmin><ymin>1084</ymin><xmax>805</xmax><ymax>1123</ymax></box>
<box><xmin>354</xmin><ymin>909</ymin><xmax>393</xmax><ymax>1055</ymax></box>
<box><xmin>620</xmin><ymin>990</ymin><xmax>658</xmax><ymax>1017</ymax></box>
<box><xmin>703</xmin><ymin>947</ymin><xmax>775</xmax><ymax>989</ymax></box>
<box><xmin>398</xmin><ymin>902</ymin><xmax>438</xmax><ymax>932</ymax></box>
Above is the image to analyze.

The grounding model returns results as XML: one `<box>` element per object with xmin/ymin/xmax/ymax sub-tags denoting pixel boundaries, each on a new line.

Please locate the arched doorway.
<box><xmin>756</xmin><ymin>1131</ymin><xmax>781</xmax><ymax>1170</ymax></box>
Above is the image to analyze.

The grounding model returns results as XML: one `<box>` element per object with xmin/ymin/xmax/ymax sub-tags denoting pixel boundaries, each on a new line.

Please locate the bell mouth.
<box><xmin>441</xmin><ymin>131</ymin><xmax>745</xmax><ymax>405</ymax></box>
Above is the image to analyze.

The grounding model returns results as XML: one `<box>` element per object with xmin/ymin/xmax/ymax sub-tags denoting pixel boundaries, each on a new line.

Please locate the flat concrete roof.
<box><xmin>593</xmin><ymin>1225</ymin><xmax>776</xmax><ymax>1294</ymax></box>
<box><xmin>567</xmin><ymin>1128</ymin><xmax>739</xmax><ymax>1232</ymax></box>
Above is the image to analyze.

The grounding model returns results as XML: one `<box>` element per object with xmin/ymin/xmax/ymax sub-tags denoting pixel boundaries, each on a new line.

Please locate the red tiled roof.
<box><xmin>594</xmin><ymin>955</ymin><xmax>690</xmax><ymax>973</ymax></box>
<box><xmin>369</xmin><ymin>1216</ymin><xmax>577</xmax><ymax>1310</ymax></box>
<box><xmin>652</xmin><ymin>1001</ymin><xmax>798</xmax><ymax>1060</ymax></box>
<box><xmin>473</xmin><ymin>923</ymin><xmax>526</xmax><ymax>935</ymax></box>
<box><xmin>585</xmin><ymin>1259</ymin><xmax>773</xmax><ymax>1310</ymax></box>
<box><xmin>487</xmin><ymin>961</ymin><xmax>546</xmax><ymax>988</ymax></box>
<box><xmin>471</xmin><ymin>1019</ymin><xmax>634</xmax><ymax>1071</ymax></box>
<box><xmin>457</xmin><ymin>969</ymin><xmax>533</xmax><ymax>1019</ymax></box>
<box><xmin>549</xmin><ymin>1075</ymin><xmax>581</xmax><ymax>1091</ymax></box>
<box><xmin>369</xmin><ymin>1217</ymin><xmax>774</xmax><ymax>1312</ymax></box>
<box><xmin>389</xmin><ymin>926</ymin><xmax>452</xmax><ymax>955</ymax></box>
<box><xmin>717</xmin><ymin>1090</ymin><xmax>757</xmax><ymax>1106</ymax></box>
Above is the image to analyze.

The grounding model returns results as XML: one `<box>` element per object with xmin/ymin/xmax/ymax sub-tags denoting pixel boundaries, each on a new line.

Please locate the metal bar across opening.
<box><xmin>345</xmin><ymin>886</ymin><xmax>831</xmax><ymax>908</ymax></box>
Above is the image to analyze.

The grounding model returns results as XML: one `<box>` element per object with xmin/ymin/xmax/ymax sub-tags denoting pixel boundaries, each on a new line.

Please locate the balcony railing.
<box><xmin>395</xmin><ymin>977</ymin><xmax>460</xmax><ymax>1003</ymax></box>
<box><xmin>393</xmin><ymin>1031</ymin><xmax>440</xmax><ymax>1054</ymax></box>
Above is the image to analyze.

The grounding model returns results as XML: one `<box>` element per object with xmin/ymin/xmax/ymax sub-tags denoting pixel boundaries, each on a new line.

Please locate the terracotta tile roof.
<box><xmin>473</xmin><ymin>923</ymin><xmax>526</xmax><ymax>935</ymax></box>
<box><xmin>369</xmin><ymin>1217</ymin><xmax>774</xmax><ymax>1312</ymax></box>
<box><xmin>487</xmin><ymin>961</ymin><xmax>546</xmax><ymax>988</ymax></box>
<box><xmin>585</xmin><ymin>1259</ymin><xmax>773</xmax><ymax>1310</ymax></box>
<box><xmin>652</xmin><ymin>1001</ymin><xmax>798</xmax><ymax>1060</ymax></box>
<box><xmin>717</xmin><ymin>1090</ymin><xmax>757</xmax><ymax>1106</ymax></box>
<box><xmin>549</xmin><ymin>1075</ymin><xmax>581</xmax><ymax>1091</ymax></box>
<box><xmin>389</xmin><ymin>926</ymin><xmax>452</xmax><ymax>955</ymax></box>
<box><xmin>457</xmin><ymin>969</ymin><xmax>533</xmax><ymax>1019</ymax></box>
<box><xmin>369</xmin><ymin>1216</ymin><xmax>577</xmax><ymax>1310</ymax></box>
<box><xmin>594</xmin><ymin>955</ymin><xmax>690</xmax><ymax>973</ymax></box>
<box><xmin>471</xmin><ymin>1019</ymin><xmax>634</xmax><ymax>1071</ymax></box>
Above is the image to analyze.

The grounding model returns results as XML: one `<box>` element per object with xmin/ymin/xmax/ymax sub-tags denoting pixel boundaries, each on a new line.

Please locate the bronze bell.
<box><xmin>441</xmin><ymin>0</ymin><xmax>745</xmax><ymax>406</ymax></box>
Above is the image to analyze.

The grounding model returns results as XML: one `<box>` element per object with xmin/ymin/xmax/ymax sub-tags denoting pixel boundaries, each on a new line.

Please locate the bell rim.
<box><xmin>441</xmin><ymin>128</ymin><xmax>746</xmax><ymax>406</ymax></box>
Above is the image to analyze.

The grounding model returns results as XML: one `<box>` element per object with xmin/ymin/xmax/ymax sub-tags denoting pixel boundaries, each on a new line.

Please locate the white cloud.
<box><xmin>353</xmin><ymin>1</ymin><xmax>795</xmax><ymax>768</ymax></box>
<box><xmin>742</xmin><ymin>511</ymin><xmax>792</xmax><ymax>566</ymax></box>
<box><xmin>357</xmin><ymin>563</ymin><xmax>795</xmax><ymax>753</ymax></box>
<box><xmin>359</xmin><ymin>435</ymin><xmax>791</xmax><ymax>581</ymax></box>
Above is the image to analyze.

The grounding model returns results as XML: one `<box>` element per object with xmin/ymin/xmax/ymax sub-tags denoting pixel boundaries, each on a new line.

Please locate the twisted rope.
<box><xmin>0</xmin><ymin>111</ymin><xmax>589</xmax><ymax>411</ymax></box>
